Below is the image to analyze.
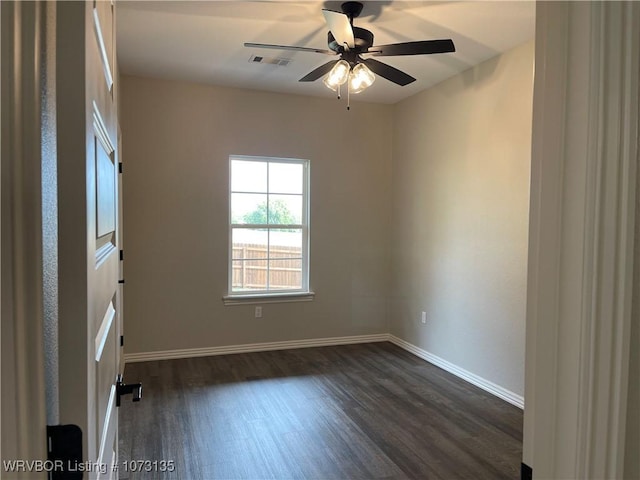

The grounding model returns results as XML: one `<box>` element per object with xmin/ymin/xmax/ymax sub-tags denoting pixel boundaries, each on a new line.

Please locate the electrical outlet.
<box><xmin>255</xmin><ymin>306</ymin><xmax>262</xmax><ymax>318</ymax></box>
<box><xmin>421</xmin><ymin>311</ymin><xmax>427</xmax><ymax>324</ymax></box>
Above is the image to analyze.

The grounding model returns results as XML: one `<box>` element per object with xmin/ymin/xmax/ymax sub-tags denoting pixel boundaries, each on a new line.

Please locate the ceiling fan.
<box><xmin>244</xmin><ymin>1</ymin><xmax>455</xmax><ymax>105</ymax></box>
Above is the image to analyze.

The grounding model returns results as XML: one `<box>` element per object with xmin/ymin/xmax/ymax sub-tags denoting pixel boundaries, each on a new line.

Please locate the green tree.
<box><xmin>243</xmin><ymin>199</ymin><xmax>297</xmax><ymax>225</ymax></box>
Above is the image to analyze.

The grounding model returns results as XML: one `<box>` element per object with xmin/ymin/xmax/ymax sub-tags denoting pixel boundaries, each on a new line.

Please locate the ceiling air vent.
<box><xmin>249</xmin><ymin>55</ymin><xmax>291</xmax><ymax>67</ymax></box>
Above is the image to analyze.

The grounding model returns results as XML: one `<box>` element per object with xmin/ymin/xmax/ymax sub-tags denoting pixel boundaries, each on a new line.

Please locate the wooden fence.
<box><xmin>232</xmin><ymin>243</ymin><xmax>302</xmax><ymax>290</ymax></box>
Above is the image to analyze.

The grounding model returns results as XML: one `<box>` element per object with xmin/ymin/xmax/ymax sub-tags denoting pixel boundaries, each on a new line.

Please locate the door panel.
<box><xmin>95</xmin><ymin>306</ymin><xmax>117</xmax><ymax>471</ymax></box>
<box><xmin>92</xmin><ymin>1</ymin><xmax>114</xmax><ymax>92</ymax></box>
<box><xmin>56</xmin><ymin>1</ymin><xmax>122</xmax><ymax>477</ymax></box>
<box><xmin>96</xmin><ymin>135</ymin><xmax>116</xmax><ymax>238</ymax></box>
<box><xmin>90</xmin><ymin>79</ymin><xmax>119</xmax><ymax>478</ymax></box>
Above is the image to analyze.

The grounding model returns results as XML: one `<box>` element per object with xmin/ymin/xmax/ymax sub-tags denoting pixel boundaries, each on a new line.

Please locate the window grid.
<box><xmin>229</xmin><ymin>156</ymin><xmax>309</xmax><ymax>295</ymax></box>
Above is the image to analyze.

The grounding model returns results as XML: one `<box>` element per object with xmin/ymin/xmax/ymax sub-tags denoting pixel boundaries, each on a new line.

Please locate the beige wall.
<box><xmin>389</xmin><ymin>42</ymin><xmax>534</xmax><ymax>396</ymax></box>
<box><xmin>120</xmin><ymin>76</ymin><xmax>393</xmax><ymax>353</ymax></box>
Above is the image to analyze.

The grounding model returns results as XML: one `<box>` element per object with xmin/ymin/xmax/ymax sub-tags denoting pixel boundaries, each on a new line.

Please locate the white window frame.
<box><xmin>224</xmin><ymin>155</ymin><xmax>312</xmax><ymax>304</ymax></box>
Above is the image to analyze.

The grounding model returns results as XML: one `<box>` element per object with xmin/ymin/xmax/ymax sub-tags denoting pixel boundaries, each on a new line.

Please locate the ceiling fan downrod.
<box><xmin>341</xmin><ymin>1</ymin><xmax>364</xmax><ymax>24</ymax></box>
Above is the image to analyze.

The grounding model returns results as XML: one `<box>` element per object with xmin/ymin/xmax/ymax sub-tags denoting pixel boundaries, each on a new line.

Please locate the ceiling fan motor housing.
<box><xmin>328</xmin><ymin>27</ymin><xmax>374</xmax><ymax>54</ymax></box>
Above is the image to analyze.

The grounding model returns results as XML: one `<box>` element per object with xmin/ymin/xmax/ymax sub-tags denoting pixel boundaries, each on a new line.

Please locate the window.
<box><xmin>228</xmin><ymin>156</ymin><xmax>310</xmax><ymax>297</ymax></box>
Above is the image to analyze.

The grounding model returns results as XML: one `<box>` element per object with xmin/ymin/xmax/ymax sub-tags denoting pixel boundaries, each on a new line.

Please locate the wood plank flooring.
<box><xmin>118</xmin><ymin>342</ymin><xmax>522</xmax><ymax>479</ymax></box>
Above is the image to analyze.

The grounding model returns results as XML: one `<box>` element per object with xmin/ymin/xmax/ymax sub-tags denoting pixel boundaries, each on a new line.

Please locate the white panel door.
<box><xmin>88</xmin><ymin>1</ymin><xmax>121</xmax><ymax>476</ymax></box>
<box><xmin>57</xmin><ymin>1</ymin><xmax>123</xmax><ymax>478</ymax></box>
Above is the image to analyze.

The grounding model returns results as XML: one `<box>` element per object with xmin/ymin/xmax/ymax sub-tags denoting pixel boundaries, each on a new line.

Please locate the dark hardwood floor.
<box><xmin>118</xmin><ymin>342</ymin><xmax>522</xmax><ymax>479</ymax></box>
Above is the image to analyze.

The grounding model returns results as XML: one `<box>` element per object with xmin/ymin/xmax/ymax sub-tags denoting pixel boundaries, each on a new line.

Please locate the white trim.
<box><xmin>92</xmin><ymin>7</ymin><xmax>113</xmax><ymax>92</ymax></box>
<box><xmin>523</xmin><ymin>3</ymin><xmax>570</xmax><ymax>471</ymax></box>
<box><xmin>96</xmin><ymin>384</ymin><xmax>116</xmax><ymax>477</ymax></box>
<box><xmin>107</xmin><ymin>449</ymin><xmax>117</xmax><ymax>480</ymax></box>
<box><xmin>228</xmin><ymin>155</ymin><xmax>310</xmax><ymax>295</ymax></box>
<box><xmin>222</xmin><ymin>291</ymin><xmax>315</xmax><ymax>305</ymax></box>
<box><xmin>124</xmin><ymin>334</ymin><xmax>388</xmax><ymax>363</ymax></box>
<box><xmin>123</xmin><ymin>332</ymin><xmax>524</xmax><ymax>411</ymax></box>
<box><xmin>94</xmin><ymin>241</ymin><xmax>116</xmax><ymax>267</ymax></box>
<box><xmin>92</xmin><ymin>101</ymin><xmax>114</xmax><ymax>155</ymax></box>
<box><xmin>525</xmin><ymin>2</ymin><xmax>639</xmax><ymax>478</ymax></box>
<box><xmin>577</xmin><ymin>4</ymin><xmax>638</xmax><ymax>477</ymax></box>
<box><xmin>388</xmin><ymin>335</ymin><xmax>525</xmax><ymax>409</ymax></box>
<box><xmin>94</xmin><ymin>302</ymin><xmax>115</xmax><ymax>362</ymax></box>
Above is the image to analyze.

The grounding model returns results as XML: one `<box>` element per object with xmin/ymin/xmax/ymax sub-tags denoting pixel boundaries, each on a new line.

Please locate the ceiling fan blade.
<box><xmin>244</xmin><ymin>43</ymin><xmax>336</xmax><ymax>55</ymax></box>
<box><xmin>368</xmin><ymin>39</ymin><xmax>455</xmax><ymax>57</ymax></box>
<box><xmin>299</xmin><ymin>60</ymin><xmax>340</xmax><ymax>82</ymax></box>
<box><xmin>322</xmin><ymin>9</ymin><xmax>355</xmax><ymax>49</ymax></box>
<box><xmin>363</xmin><ymin>58</ymin><xmax>416</xmax><ymax>86</ymax></box>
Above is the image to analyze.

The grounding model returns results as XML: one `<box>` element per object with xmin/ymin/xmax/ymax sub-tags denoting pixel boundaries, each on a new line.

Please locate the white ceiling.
<box><xmin>116</xmin><ymin>1</ymin><xmax>535</xmax><ymax>104</ymax></box>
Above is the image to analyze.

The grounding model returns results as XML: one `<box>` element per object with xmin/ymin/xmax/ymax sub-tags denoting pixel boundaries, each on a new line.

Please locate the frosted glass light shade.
<box><xmin>323</xmin><ymin>60</ymin><xmax>350</xmax><ymax>91</ymax></box>
<box><xmin>349</xmin><ymin>63</ymin><xmax>375</xmax><ymax>94</ymax></box>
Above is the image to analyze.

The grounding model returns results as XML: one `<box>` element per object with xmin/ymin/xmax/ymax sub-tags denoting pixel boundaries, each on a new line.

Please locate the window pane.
<box><xmin>269</xmin><ymin>259</ymin><xmax>302</xmax><ymax>290</ymax></box>
<box><xmin>231</xmin><ymin>193</ymin><xmax>267</xmax><ymax>224</ymax></box>
<box><xmin>269</xmin><ymin>229</ymin><xmax>302</xmax><ymax>258</ymax></box>
<box><xmin>231</xmin><ymin>160</ymin><xmax>267</xmax><ymax>193</ymax></box>
<box><xmin>232</xmin><ymin>259</ymin><xmax>268</xmax><ymax>292</ymax></box>
<box><xmin>229</xmin><ymin>156</ymin><xmax>308</xmax><ymax>295</ymax></box>
<box><xmin>232</xmin><ymin>229</ymin><xmax>268</xmax><ymax>260</ymax></box>
<box><xmin>269</xmin><ymin>162</ymin><xmax>303</xmax><ymax>194</ymax></box>
<box><xmin>268</xmin><ymin>195</ymin><xmax>302</xmax><ymax>225</ymax></box>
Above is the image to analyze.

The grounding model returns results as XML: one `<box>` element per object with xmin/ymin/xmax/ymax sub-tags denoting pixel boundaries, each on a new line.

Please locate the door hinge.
<box><xmin>120</xmin><ymin>335</ymin><xmax>124</xmax><ymax>347</ymax></box>
<box><xmin>118</xmin><ymin>162</ymin><xmax>123</xmax><ymax>174</ymax></box>
<box><xmin>118</xmin><ymin>279</ymin><xmax>125</xmax><ymax>284</ymax></box>
<box><xmin>521</xmin><ymin>463</ymin><xmax>532</xmax><ymax>480</ymax></box>
<box><xmin>119</xmin><ymin>249</ymin><xmax>124</xmax><ymax>261</ymax></box>
<box><xmin>47</xmin><ymin>424</ymin><xmax>83</xmax><ymax>479</ymax></box>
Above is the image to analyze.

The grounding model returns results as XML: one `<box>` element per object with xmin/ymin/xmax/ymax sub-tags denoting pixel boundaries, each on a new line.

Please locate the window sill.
<box><xmin>222</xmin><ymin>291</ymin><xmax>315</xmax><ymax>306</ymax></box>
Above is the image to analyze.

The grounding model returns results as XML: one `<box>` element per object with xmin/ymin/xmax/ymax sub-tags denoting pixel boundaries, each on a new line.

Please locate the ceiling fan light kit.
<box><xmin>245</xmin><ymin>1</ymin><xmax>456</xmax><ymax>110</ymax></box>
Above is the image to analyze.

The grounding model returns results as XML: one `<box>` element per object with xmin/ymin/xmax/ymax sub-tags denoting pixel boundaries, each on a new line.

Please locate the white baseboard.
<box><xmin>123</xmin><ymin>333</ymin><xmax>389</xmax><ymax>363</ymax></box>
<box><xmin>124</xmin><ymin>332</ymin><xmax>524</xmax><ymax>410</ymax></box>
<box><xmin>388</xmin><ymin>334</ymin><xmax>525</xmax><ymax>409</ymax></box>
